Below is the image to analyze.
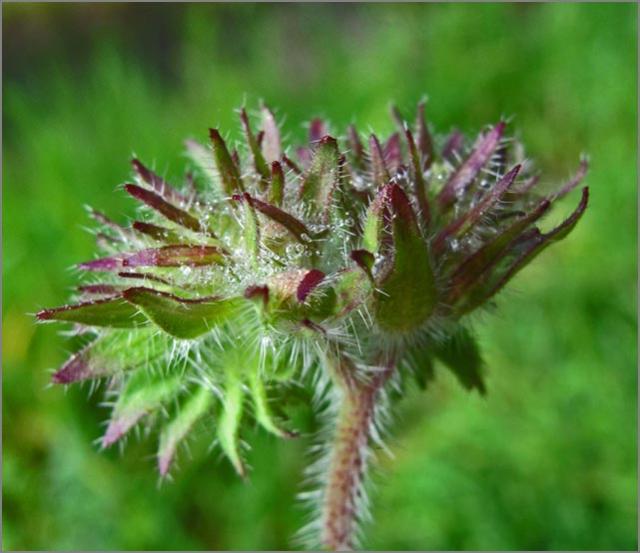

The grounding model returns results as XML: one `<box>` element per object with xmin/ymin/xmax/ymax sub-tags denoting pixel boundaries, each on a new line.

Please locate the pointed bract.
<box><xmin>299</xmin><ymin>136</ymin><xmax>340</xmax><ymax>216</ymax></box>
<box><xmin>209</xmin><ymin>128</ymin><xmax>244</xmax><ymax>195</ymax></box>
<box><xmin>240</xmin><ymin>108</ymin><xmax>270</xmax><ymax>183</ymax></box>
<box><xmin>415</xmin><ymin>101</ymin><xmax>434</xmax><ymax>169</ymax></box>
<box><xmin>260</xmin><ymin>104</ymin><xmax>282</xmax><ymax>164</ymax></box>
<box><xmin>103</xmin><ymin>370</ymin><xmax>182</xmax><ymax>447</ymax></box>
<box><xmin>373</xmin><ymin>185</ymin><xmax>438</xmax><ymax>332</ymax></box>
<box><xmin>218</xmin><ymin>370</ymin><xmax>246</xmax><ymax>477</ymax></box>
<box><xmin>125</xmin><ymin>184</ymin><xmax>205</xmax><ymax>234</ymax></box>
<box><xmin>132</xmin><ymin>158</ymin><xmax>187</xmax><ymax>204</ymax></box>
<box><xmin>78</xmin><ymin>245</ymin><xmax>226</xmax><ymax>271</ymax></box>
<box><xmin>233</xmin><ymin>193</ymin><xmax>312</xmax><ymax>244</ymax></box>
<box><xmin>37</xmin><ymin>296</ymin><xmax>148</xmax><ymax>328</ymax></box>
<box><xmin>368</xmin><ymin>134</ymin><xmax>391</xmax><ymax>188</ymax></box>
<box><xmin>158</xmin><ymin>387</ymin><xmax>213</xmax><ymax>476</ymax></box>
<box><xmin>438</xmin><ymin>122</ymin><xmax>506</xmax><ymax>207</ymax></box>
<box><xmin>123</xmin><ymin>287</ymin><xmax>244</xmax><ymax>339</ymax></box>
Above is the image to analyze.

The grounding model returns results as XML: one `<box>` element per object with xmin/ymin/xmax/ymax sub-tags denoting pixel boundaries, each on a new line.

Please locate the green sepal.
<box><xmin>157</xmin><ymin>387</ymin><xmax>214</xmax><ymax>476</ymax></box>
<box><xmin>329</xmin><ymin>155</ymin><xmax>363</xmax><ymax>239</ymax></box>
<box><xmin>184</xmin><ymin>139</ymin><xmax>218</xmax><ymax>190</ymax></box>
<box><xmin>264</xmin><ymin>340</ymin><xmax>304</xmax><ymax>382</ymax></box>
<box><xmin>260</xmin><ymin>103</ymin><xmax>282</xmax><ymax>163</ymax></box>
<box><xmin>51</xmin><ymin>328</ymin><xmax>167</xmax><ymax>384</ymax></box>
<box><xmin>265</xmin><ymin>269</ymin><xmax>336</xmax><ymax>325</ymax></box>
<box><xmin>362</xmin><ymin>192</ymin><xmax>387</xmax><ymax>254</ymax></box>
<box><xmin>404</xmin><ymin>126</ymin><xmax>430</xmax><ymax>226</ymax></box>
<box><xmin>242</xmin><ymin>199</ymin><xmax>260</xmax><ymax>267</ymax></box>
<box><xmin>218</xmin><ymin>368</ymin><xmax>246</xmax><ymax>477</ymax></box>
<box><xmin>299</xmin><ymin>136</ymin><xmax>340</xmax><ymax>216</ymax></box>
<box><xmin>457</xmin><ymin>187</ymin><xmax>589</xmax><ymax>315</ymax></box>
<box><xmin>306</xmin><ymin>287</ymin><xmax>337</xmax><ymax>321</ymax></box>
<box><xmin>123</xmin><ymin>287</ymin><xmax>244</xmax><ymax>339</ymax></box>
<box><xmin>209</xmin><ymin>128</ymin><xmax>244</xmax><ymax>195</ymax></box>
<box><xmin>373</xmin><ymin>185</ymin><xmax>438</xmax><ymax>333</ymax></box>
<box><xmin>240</xmin><ymin>108</ymin><xmax>270</xmax><ymax>183</ymax></box>
<box><xmin>269</xmin><ymin>161</ymin><xmax>285</xmax><ymax>206</ymax></box>
<box><xmin>102</xmin><ymin>368</ymin><xmax>183</xmax><ymax>447</ymax></box>
<box><xmin>332</xmin><ymin>269</ymin><xmax>372</xmax><ymax>317</ymax></box>
<box><xmin>368</xmin><ymin>134</ymin><xmax>390</xmax><ymax>188</ymax></box>
<box><xmin>415</xmin><ymin>100</ymin><xmax>435</xmax><ymax>169</ymax></box>
<box><xmin>37</xmin><ymin>296</ymin><xmax>148</xmax><ymax>328</ymax></box>
<box><xmin>248</xmin><ymin>368</ymin><xmax>297</xmax><ymax>438</ymax></box>
<box><xmin>448</xmin><ymin>198</ymin><xmax>552</xmax><ymax>303</ymax></box>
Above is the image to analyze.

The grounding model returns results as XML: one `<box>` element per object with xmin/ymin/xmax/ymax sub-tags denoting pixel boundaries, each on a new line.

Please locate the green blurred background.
<box><xmin>3</xmin><ymin>3</ymin><xmax>637</xmax><ymax>550</ymax></box>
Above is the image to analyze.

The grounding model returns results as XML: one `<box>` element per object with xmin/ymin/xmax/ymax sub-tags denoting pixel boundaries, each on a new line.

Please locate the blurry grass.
<box><xmin>3</xmin><ymin>3</ymin><xmax>637</xmax><ymax>550</ymax></box>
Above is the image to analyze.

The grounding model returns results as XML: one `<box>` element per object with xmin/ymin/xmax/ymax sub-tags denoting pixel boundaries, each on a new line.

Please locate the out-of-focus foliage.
<box><xmin>3</xmin><ymin>3</ymin><xmax>636</xmax><ymax>550</ymax></box>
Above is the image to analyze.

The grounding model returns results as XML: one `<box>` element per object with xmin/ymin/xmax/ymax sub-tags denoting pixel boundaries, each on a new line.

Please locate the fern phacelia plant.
<box><xmin>38</xmin><ymin>101</ymin><xmax>588</xmax><ymax>550</ymax></box>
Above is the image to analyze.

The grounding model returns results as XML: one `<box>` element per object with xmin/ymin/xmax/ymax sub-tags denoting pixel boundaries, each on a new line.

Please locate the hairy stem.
<box><xmin>320</xmin><ymin>357</ymin><xmax>395</xmax><ymax>551</ymax></box>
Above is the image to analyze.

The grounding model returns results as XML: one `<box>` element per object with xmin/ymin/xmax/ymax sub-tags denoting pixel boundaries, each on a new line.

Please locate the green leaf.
<box><xmin>402</xmin><ymin>342</ymin><xmax>436</xmax><ymax>390</ymax></box>
<box><xmin>37</xmin><ymin>296</ymin><xmax>148</xmax><ymax>328</ymax></box>
<box><xmin>157</xmin><ymin>387</ymin><xmax>214</xmax><ymax>476</ymax></box>
<box><xmin>103</xmin><ymin>368</ymin><xmax>183</xmax><ymax>447</ymax></box>
<box><xmin>433</xmin><ymin>327</ymin><xmax>486</xmax><ymax>394</ymax></box>
<box><xmin>123</xmin><ymin>287</ymin><xmax>244</xmax><ymax>339</ymax></box>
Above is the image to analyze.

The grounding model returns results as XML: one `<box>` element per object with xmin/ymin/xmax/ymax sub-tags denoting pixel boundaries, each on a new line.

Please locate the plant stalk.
<box><xmin>320</xmin><ymin>356</ymin><xmax>395</xmax><ymax>551</ymax></box>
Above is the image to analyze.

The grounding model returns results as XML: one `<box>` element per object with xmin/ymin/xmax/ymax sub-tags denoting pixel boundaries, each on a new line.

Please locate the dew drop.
<box><xmin>372</xmin><ymin>252</ymin><xmax>385</xmax><ymax>274</ymax></box>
